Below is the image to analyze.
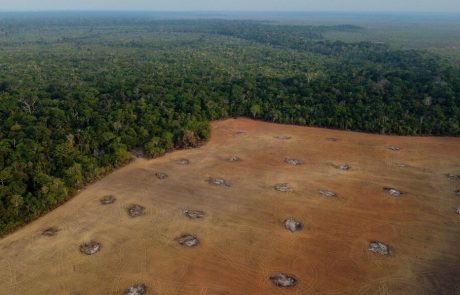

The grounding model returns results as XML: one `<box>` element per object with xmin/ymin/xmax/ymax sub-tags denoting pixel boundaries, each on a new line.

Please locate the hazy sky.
<box><xmin>1</xmin><ymin>0</ymin><xmax>459</xmax><ymax>12</ymax></box>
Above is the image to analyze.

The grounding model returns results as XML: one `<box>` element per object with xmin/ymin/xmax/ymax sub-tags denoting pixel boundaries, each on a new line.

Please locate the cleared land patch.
<box><xmin>0</xmin><ymin>118</ymin><xmax>459</xmax><ymax>294</ymax></box>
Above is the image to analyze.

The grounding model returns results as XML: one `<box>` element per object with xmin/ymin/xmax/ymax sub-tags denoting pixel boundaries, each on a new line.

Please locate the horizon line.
<box><xmin>1</xmin><ymin>10</ymin><xmax>460</xmax><ymax>14</ymax></box>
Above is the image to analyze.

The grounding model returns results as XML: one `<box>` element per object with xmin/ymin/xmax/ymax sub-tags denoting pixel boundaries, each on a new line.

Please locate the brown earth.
<box><xmin>1</xmin><ymin>118</ymin><xmax>460</xmax><ymax>295</ymax></box>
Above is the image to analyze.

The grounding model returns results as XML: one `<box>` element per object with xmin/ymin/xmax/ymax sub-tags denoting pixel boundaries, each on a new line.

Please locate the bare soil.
<box><xmin>1</xmin><ymin>118</ymin><xmax>460</xmax><ymax>295</ymax></box>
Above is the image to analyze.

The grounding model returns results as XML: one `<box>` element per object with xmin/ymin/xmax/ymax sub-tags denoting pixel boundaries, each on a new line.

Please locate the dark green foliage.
<box><xmin>0</xmin><ymin>16</ymin><xmax>459</xmax><ymax>235</ymax></box>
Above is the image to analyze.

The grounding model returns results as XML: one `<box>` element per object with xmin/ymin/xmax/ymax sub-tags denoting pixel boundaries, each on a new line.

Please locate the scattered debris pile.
<box><xmin>447</xmin><ymin>173</ymin><xmax>460</xmax><ymax>181</ymax></box>
<box><xmin>183</xmin><ymin>209</ymin><xmax>205</xmax><ymax>219</ymax></box>
<box><xmin>177</xmin><ymin>159</ymin><xmax>190</xmax><ymax>165</ymax></box>
<box><xmin>368</xmin><ymin>241</ymin><xmax>390</xmax><ymax>256</ymax></box>
<box><xmin>336</xmin><ymin>163</ymin><xmax>351</xmax><ymax>171</ymax></box>
<box><xmin>229</xmin><ymin>155</ymin><xmax>240</xmax><ymax>162</ymax></box>
<box><xmin>326</xmin><ymin>137</ymin><xmax>338</xmax><ymax>141</ymax></box>
<box><xmin>317</xmin><ymin>189</ymin><xmax>337</xmax><ymax>198</ymax></box>
<box><xmin>42</xmin><ymin>227</ymin><xmax>59</xmax><ymax>237</ymax></box>
<box><xmin>455</xmin><ymin>189</ymin><xmax>460</xmax><ymax>196</ymax></box>
<box><xmin>457</xmin><ymin>207</ymin><xmax>460</xmax><ymax>215</ymax></box>
<box><xmin>175</xmin><ymin>234</ymin><xmax>199</xmax><ymax>247</ymax></box>
<box><xmin>80</xmin><ymin>241</ymin><xmax>101</xmax><ymax>255</ymax></box>
<box><xmin>285</xmin><ymin>158</ymin><xmax>301</xmax><ymax>166</ymax></box>
<box><xmin>394</xmin><ymin>162</ymin><xmax>409</xmax><ymax>168</ymax></box>
<box><xmin>155</xmin><ymin>172</ymin><xmax>168</xmax><ymax>180</ymax></box>
<box><xmin>123</xmin><ymin>284</ymin><xmax>147</xmax><ymax>295</ymax></box>
<box><xmin>384</xmin><ymin>187</ymin><xmax>402</xmax><ymax>197</ymax></box>
<box><xmin>275</xmin><ymin>183</ymin><xmax>293</xmax><ymax>192</ymax></box>
<box><xmin>270</xmin><ymin>273</ymin><xmax>298</xmax><ymax>288</ymax></box>
<box><xmin>274</xmin><ymin>135</ymin><xmax>291</xmax><ymax>140</ymax></box>
<box><xmin>127</xmin><ymin>204</ymin><xmax>145</xmax><ymax>217</ymax></box>
<box><xmin>283</xmin><ymin>218</ymin><xmax>302</xmax><ymax>232</ymax></box>
<box><xmin>100</xmin><ymin>195</ymin><xmax>116</xmax><ymax>205</ymax></box>
<box><xmin>387</xmin><ymin>146</ymin><xmax>401</xmax><ymax>151</ymax></box>
<box><xmin>208</xmin><ymin>177</ymin><xmax>229</xmax><ymax>187</ymax></box>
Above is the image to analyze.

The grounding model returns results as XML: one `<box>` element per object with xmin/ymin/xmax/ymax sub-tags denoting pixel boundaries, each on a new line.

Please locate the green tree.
<box><xmin>250</xmin><ymin>104</ymin><xmax>261</xmax><ymax>118</ymax></box>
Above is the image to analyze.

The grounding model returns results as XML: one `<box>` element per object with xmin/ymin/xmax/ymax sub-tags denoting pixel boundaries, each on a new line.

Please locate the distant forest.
<box><xmin>0</xmin><ymin>16</ymin><xmax>459</xmax><ymax>234</ymax></box>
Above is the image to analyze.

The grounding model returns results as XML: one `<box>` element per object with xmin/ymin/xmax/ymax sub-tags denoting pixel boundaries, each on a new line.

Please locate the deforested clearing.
<box><xmin>0</xmin><ymin>118</ymin><xmax>459</xmax><ymax>295</ymax></box>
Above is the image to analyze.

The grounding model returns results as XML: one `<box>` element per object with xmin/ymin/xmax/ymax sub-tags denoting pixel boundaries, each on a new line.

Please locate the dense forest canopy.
<box><xmin>0</xmin><ymin>15</ymin><xmax>459</xmax><ymax>235</ymax></box>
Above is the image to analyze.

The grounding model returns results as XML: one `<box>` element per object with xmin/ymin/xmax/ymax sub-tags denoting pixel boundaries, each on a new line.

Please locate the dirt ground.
<box><xmin>1</xmin><ymin>118</ymin><xmax>460</xmax><ymax>295</ymax></box>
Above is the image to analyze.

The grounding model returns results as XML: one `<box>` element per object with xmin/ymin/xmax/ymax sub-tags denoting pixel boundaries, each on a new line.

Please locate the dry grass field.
<box><xmin>1</xmin><ymin>118</ymin><xmax>460</xmax><ymax>295</ymax></box>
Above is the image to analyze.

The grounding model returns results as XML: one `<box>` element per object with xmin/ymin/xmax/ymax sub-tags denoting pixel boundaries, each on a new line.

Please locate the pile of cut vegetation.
<box><xmin>384</xmin><ymin>187</ymin><xmax>402</xmax><ymax>197</ymax></box>
<box><xmin>100</xmin><ymin>195</ymin><xmax>116</xmax><ymax>205</ymax></box>
<box><xmin>155</xmin><ymin>172</ymin><xmax>168</xmax><ymax>180</ymax></box>
<box><xmin>42</xmin><ymin>227</ymin><xmax>59</xmax><ymax>237</ymax></box>
<box><xmin>336</xmin><ymin>163</ymin><xmax>351</xmax><ymax>171</ymax></box>
<box><xmin>175</xmin><ymin>234</ymin><xmax>199</xmax><ymax>247</ymax></box>
<box><xmin>80</xmin><ymin>241</ymin><xmax>101</xmax><ymax>255</ymax></box>
<box><xmin>183</xmin><ymin>209</ymin><xmax>205</xmax><ymax>219</ymax></box>
<box><xmin>123</xmin><ymin>284</ymin><xmax>147</xmax><ymax>295</ymax></box>
<box><xmin>317</xmin><ymin>189</ymin><xmax>337</xmax><ymax>198</ymax></box>
<box><xmin>208</xmin><ymin>177</ymin><xmax>229</xmax><ymax>187</ymax></box>
<box><xmin>285</xmin><ymin>158</ymin><xmax>301</xmax><ymax>166</ymax></box>
<box><xmin>274</xmin><ymin>135</ymin><xmax>291</xmax><ymax>140</ymax></box>
<box><xmin>387</xmin><ymin>146</ymin><xmax>401</xmax><ymax>151</ymax></box>
<box><xmin>127</xmin><ymin>204</ymin><xmax>145</xmax><ymax>217</ymax></box>
<box><xmin>368</xmin><ymin>241</ymin><xmax>390</xmax><ymax>256</ymax></box>
<box><xmin>228</xmin><ymin>155</ymin><xmax>240</xmax><ymax>162</ymax></box>
<box><xmin>447</xmin><ymin>173</ymin><xmax>460</xmax><ymax>181</ymax></box>
<box><xmin>176</xmin><ymin>159</ymin><xmax>190</xmax><ymax>165</ymax></box>
<box><xmin>270</xmin><ymin>273</ymin><xmax>298</xmax><ymax>288</ymax></box>
<box><xmin>275</xmin><ymin>183</ymin><xmax>293</xmax><ymax>192</ymax></box>
<box><xmin>283</xmin><ymin>218</ymin><xmax>302</xmax><ymax>232</ymax></box>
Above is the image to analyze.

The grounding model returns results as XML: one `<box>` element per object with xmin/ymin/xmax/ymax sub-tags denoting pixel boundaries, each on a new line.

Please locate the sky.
<box><xmin>0</xmin><ymin>0</ymin><xmax>459</xmax><ymax>12</ymax></box>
